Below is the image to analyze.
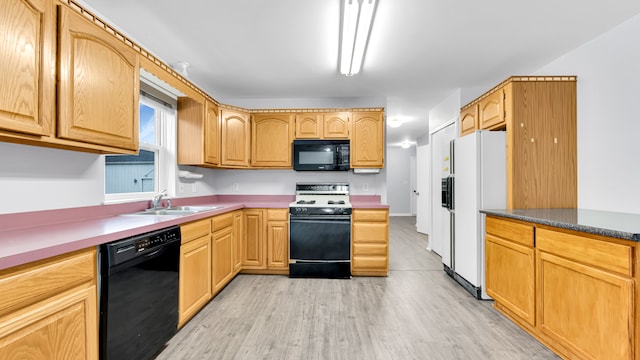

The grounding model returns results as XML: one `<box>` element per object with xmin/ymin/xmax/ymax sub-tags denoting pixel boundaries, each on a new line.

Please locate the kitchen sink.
<box><xmin>125</xmin><ymin>205</ymin><xmax>223</xmax><ymax>216</ymax></box>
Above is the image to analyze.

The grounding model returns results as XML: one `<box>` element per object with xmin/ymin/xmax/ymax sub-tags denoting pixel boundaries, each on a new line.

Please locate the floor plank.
<box><xmin>157</xmin><ymin>216</ymin><xmax>559</xmax><ymax>360</ymax></box>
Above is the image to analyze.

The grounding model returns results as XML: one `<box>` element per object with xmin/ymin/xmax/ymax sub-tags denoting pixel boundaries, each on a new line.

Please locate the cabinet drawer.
<box><xmin>353</xmin><ymin>222</ymin><xmax>388</xmax><ymax>243</ymax></box>
<box><xmin>181</xmin><ymin>218</ymin><xmax>211</xmax><ymax>244</ymax></box>
<box><xmin>212</xmin><ymin>213</ymin><xmax>233</xmax><ymax>231</ymax></box>
<box><xmin>0</xmin><ymin>248</ymin><xmax>95</xmax><ymax>317</ymax></box>
<box><xmin>352</xmin><ymin>209</ymin><xmax>388</xmax><ymax>222</ymax></box>
<box><xmin>267</xmin><ymin>209</ymin><xmax>288</xmax><ymax>221</ymax></box>
<box><xmin>353</xmin><ymin>243</ymin><xmax>388</xmax><ymax>256</ymax></box>
<box><xmin>352</xmin><ymin>256</ymin><xmax>387</xmax><ymax>270</ymax></box>
<box><xmin>486</xmin><ymin>216</ymin><xmax>534</xmax><ymax>247</ymax></box>
<box><xmin>537</xmin><ymin>228</ymin><xmax>632</xmax><ymax>276</ymax></box>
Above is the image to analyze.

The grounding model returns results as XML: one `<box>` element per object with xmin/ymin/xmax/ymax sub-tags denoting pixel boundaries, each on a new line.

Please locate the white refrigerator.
<box><xmin>452</xmin><ymin>130</ymin><xmax>506</xmax><ymax>299</ymax></box>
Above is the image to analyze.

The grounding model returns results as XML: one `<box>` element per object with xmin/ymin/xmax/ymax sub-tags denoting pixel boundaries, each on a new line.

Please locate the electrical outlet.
<box><xmin>178</xmin><ymin>183</ymin><xmax>184</xmax><ymax>193</ymax></box>
<box><xmin>363</xmin><ymin>183</ymin><xmax>369</xmax><ymax>191</ymax></box>
<box><xmin>191</xmin><ymin>183</ymin><xmax>197</xmax><ymax>193</ymax></box>
<box><xmin>232</xmin><ymin>183</ymin><xmax>239</xmax><ymax>191</ymax></box>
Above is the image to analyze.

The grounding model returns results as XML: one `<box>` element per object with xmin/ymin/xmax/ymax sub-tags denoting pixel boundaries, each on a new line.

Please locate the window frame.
<box><xmin>104</xmin><ymin>91</ymin><xmax>177</xmax><ymax>204</ymax></box>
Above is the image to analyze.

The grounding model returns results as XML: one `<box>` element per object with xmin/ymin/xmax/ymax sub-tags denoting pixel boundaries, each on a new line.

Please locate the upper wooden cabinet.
<box><xmin>177</xmin><ymin>97</ymin><xmax>219</xmax><ymax>167</ymax></box>
<box><xmin>478</xmin><ymin>85</ymin><xmax>508</xmax><ymax>130</ymax></box>
<box><xmin>251</xmin><ymin>114</ymin><xmax>294</xmax><ymax>168</ymax></box>
<box><xmin>323</xmin><ymin>112</ymin><xmax>350</xmax><ymax>138</ymax></box>
<box><xmin>462</xmin><ymin>76</ymin><xmax>576</xmax><ymax>209</ymax></box>
<box><xmin>459</xmin><ymin>104</ymin><xmax>478</xmax><ymax>137</ymax></box>
<box><xmin>0</xmin><ymin>0</ymin><xmax>55</xmax><ymax>137</ymax></box>
<box><xmin>351</xmin><ymin>111</ymin><xmax>384</xmax><ymax>168</ymax></box>
<box><xmin>220</xmin><ymin>109</ymin><xmax>250</xmax><ymax>167</ymax></box>
<box><xmin>57</xmin><ymin>6</ymin><xmax>139</xmax><ymax>152</ymax></box>
<box><xmin>294</xmin><ymin>112</ymin><xmax>350</xmax><ymax>139</ymax></box>
<box><xmin>295</xmin><ymin>113</ymin><xmax>322</xmax><ymax>138</ymax></box>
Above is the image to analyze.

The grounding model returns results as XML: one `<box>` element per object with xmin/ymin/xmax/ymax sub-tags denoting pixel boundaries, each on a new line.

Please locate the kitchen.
<box><xmin>2</xmin><ymin>0</ymin><xmax>640</xmax><ymax>359</ymax></box>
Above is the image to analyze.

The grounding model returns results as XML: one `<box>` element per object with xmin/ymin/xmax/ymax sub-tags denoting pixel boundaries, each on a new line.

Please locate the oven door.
<box><xmin>289</xmin><ymin>215</ymin><xmax>351</xmax><ymax>278</ymax></box>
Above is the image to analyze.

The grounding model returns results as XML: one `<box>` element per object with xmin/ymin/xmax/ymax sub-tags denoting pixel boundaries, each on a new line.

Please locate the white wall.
<box><xmin>0</xmin><ymin>142</ymin><xmax>105</xmax><ymax>214</ymax></box>
<box><xmin>206</xmin><ymin>169</ymin><xmax>386</xmax><ymax>200</ymax></box>
<box><xmin>386</xmin><ymin>146</ymin><xmax>417</xmax><ymax>215</ymax></box>
<box><xmin>533</xmin><ymin>13</ymin><xmax>640</xmax><ymax>213</ymax></box>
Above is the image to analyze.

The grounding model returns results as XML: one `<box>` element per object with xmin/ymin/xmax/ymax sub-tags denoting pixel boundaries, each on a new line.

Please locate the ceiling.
<box><xmin>79</xmin><ymin>0</ymin><xmax>640</xmax><ymax>147</ymax></box>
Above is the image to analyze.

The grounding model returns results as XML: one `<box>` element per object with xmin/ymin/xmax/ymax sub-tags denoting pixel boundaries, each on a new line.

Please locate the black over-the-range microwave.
<box><xmin>292</xmin><ymin>139</ymin><xmax>350</xmax><ymax>171</ymax></box>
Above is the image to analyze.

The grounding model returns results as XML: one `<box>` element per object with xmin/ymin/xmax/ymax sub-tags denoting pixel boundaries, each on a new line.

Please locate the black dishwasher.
<box><xmin>99</xmin><ymin>226</ymin><xmax>181</xmax><ymax>360</ymax></box>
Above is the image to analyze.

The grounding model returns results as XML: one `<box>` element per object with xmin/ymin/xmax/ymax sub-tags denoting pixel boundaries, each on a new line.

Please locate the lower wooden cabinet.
<box><xmin>536</xmin><ymin>228</ymin><xmax>634</xmax><ymax>360</ymax></box>
<box><xmin>485</xmin><ymin>215</ymin><xmax>637</xmax><ymax>360</ymax></box>
<box><xmin>485</xmin><ymin>217</ymin><xmax>535</xmax><ymax>326</ymax></box>
<box><xmin>212</xmin><ymin>213</ymin><xmax>234</xmax><ymax>294</ymax></box>
<box><xmin>351</xmin><ymin>209</ymin><xmax>389</xmax><ymax>276</ymax></box>
<box><xmin>0</xmin><ymin>248</ymin><xmax>98</xmax><ymax>360</ymax></box>
<box><xmin>241</xmin><ymin>208</ymin><xmax>290</xmax><ymax>274</ymax></box>
<box><xmin>266</xmin><ymin>209</ymin><xmax>289</xmax><ymax>273</ymax></box>
<box><xmin>179</xmin><ymin>219</ymin><xmax>212</xmax><ymax>328</ymax></box>
<box><xmin>242</xmin><ymin>209</ymin><xmax>266</xmax><ymax>270</ymax></box>
<box><xmin>232</xmin><ymin>211</ymin><xmax>244</xmax><ymax>275</ymax></box>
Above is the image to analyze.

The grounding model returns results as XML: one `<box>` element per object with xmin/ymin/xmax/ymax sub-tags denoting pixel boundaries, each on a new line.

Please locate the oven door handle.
<box><xmin>290</xmin><ymin>215</ymin><xmax>351</xmax><ymax>221</ymax></box>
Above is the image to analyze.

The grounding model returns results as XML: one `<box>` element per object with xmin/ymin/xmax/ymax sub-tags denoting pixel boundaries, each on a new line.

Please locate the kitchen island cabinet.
<box><xmin>351</xmin><ymin>209</ymin><xmax>389</xmax><ymax>276</ymax></box>
<box><xmin>0</xmin><ymin>247</ymin><xmax>98</xmax><ymax>360</ymax></box>
<box><xmin>483</xmin><ymin>210</ymin><xmax>640</xmax><ymax>360</ymax></box>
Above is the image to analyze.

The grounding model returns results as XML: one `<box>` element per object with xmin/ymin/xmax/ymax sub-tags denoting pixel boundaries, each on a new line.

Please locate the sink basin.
<box><xmin>126</xmin><ymin>205</ymin><xmax>223</xmax><ymax>216</ymax></box>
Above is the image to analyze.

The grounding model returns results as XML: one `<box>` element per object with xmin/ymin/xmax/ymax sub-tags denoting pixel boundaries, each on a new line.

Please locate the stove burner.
<box><xmin>327</xmin><ymin>200</ymin><xmax>345</xmax><ymax>205</ymax></box>
<box><xmin>296</xmin><ymin>200</ymin><xmax>316</xmax><ymax>204</ymax></box>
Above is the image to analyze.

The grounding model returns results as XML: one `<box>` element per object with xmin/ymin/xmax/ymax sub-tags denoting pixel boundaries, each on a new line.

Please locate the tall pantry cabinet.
<box><xmin>460</xmin><ymin>76</ymin><xmax>577</xmax><ymax>209</ymax></box>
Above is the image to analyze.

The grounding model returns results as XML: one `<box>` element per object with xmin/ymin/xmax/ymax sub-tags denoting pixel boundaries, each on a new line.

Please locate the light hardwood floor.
<box><xmin>157</xmin><ymin>216</ymin><xmax>558</xmax><ymax>360</ymax></box>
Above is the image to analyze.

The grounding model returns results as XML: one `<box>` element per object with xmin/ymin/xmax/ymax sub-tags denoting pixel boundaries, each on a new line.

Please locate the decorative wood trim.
<box><xmin>461</xmin><ymin>76</ymin><xmax>577</xmax><ymax>110</ymax></box>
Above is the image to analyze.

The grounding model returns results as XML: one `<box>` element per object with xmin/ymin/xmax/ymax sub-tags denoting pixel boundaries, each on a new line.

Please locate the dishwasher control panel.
<box><xmin>104</xmin><ymin>226</ymin><xmax>181</xmax><ymax>267</ymax></box>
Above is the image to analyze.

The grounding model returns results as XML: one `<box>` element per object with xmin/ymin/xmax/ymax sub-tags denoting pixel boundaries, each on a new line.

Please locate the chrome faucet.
<box><xmin>151</xmin><ymin>189</ymin><xmax>167</xmax><ymax>209</ymax></box>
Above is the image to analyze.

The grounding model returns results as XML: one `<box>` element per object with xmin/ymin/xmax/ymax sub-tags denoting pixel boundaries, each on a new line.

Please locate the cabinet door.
<box><xmin>179</xmin><ymin>235</ymin><xmax>211</xmax><ymax>327</ymax></box>
<box><xmin>0</xmin><ymin>0</ymin><xmax>55</xmax><ymax>137</ymax></box>
<box><xmin>251</xmin><ymin>114</ymin><xmax>293</xmax><ymax>167</ymax></box>
<box><xmin>242</xmin><ymin>210</ymin><xmax>266</xmax><ymax>269</ymax></box>
<box><xmin>220</xmin><ymin>109</ymin><xmax>250</xmax><ymax>167</ymax></box>
<box><xmin>537</xmin><ymin>251</ymin><xmax>633</xmax><ymax>360</ymax></box>
<box><xmin>233</xmin><ymin>211</ymin><xmax>244</xmax><ymax>274</ymax></box>
<box><xmin>485</xmin><ymin>234</ymin><xmax>535</xmax><ymax>326</ymax></box>
<box><xmin>0</xmin><ymin>284</ymin><xmax>98</xmax><ymax>360</ymax></box>
<box><xmin>323</xmin><ymin>112</ymin><xmax>349</xmax><ymax>138</ymax></box>
<box><xmin>57</xmin><ymin>7</ymin><xmax>139</xmax><ymax>151</ymax></box>
<box><xmin>459</xmin><ymin>105</ymin><xmax>477</xmax><ymax>137</ymax></box>
<box><xmin>478</xmin><ymin>88</ymin><xmax>504</xmax><ymax>130</ymax></box>
<box><xmin>351</xmin><ymin>111</ymin><xmax>384</xmax><ymax>168</ymax></box>
<box><xmin>204</xmin><ymin>100</ymin><xmax>220</xmax><ymax>165</ymax></box>
<box><xmin>351</xmin><ymin>209</ymin><xmax>389</xmax><ymax>276</ymax></box>
<box><xmin>295</xmin><ymin>113</ymin><xmax>321</xmax><ymax>138</ymax></box>
<box><xmin>212</xmin><ymin>226</ymin><xmax>234</xmax><ymax>293</ymax></box>
<box><xmin>267</xmin><ymin>220</ymin><xmax>289</xmax><ymax>270</ymax></box>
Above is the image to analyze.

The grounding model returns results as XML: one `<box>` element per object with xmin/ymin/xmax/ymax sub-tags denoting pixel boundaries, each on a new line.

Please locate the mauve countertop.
<box><xmin>481</xmin><ymin>208</ymin><xmax>640</xmax><ymax>241</ymax></box>
<box><xmin>0</xmin><ymin>195</ymin><xmax>388</xmax><ymax>271</ymax></box>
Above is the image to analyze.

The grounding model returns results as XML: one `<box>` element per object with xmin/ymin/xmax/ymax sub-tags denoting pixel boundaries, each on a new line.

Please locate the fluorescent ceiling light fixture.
<box><xmin>340</xmin><ymin>0</ymin><xmax>377</xmax><ymax>76</ymax></box>
<box><xmin>401</xmin><ymin>140</ymin><xmax>412</xmax><ymax>149</ymax></box>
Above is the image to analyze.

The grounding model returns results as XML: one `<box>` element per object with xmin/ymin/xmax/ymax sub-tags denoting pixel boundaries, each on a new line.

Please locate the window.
<box><xmin>104</xmin><ymin>90</ymin><xmax>176</xmax><ymax>203</ymax></box>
